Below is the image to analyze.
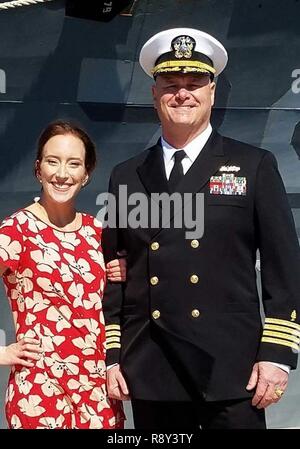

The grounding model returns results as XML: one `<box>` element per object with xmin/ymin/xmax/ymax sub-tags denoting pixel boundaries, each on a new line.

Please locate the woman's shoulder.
<box><xmin>0</xmin><ymin>209</ymin><xmax>29</xmax><ymax>229</ymax></box>
<box><xmin>81</xmin><ymin>213</ymin><xmax>103</xmax><ymax>232</ymax></box>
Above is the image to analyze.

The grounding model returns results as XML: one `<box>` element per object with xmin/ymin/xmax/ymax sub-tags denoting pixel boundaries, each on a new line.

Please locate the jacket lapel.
<box><xmin>136</xmin><ymin>142</ymin><xmax>169</xmax><ymax>197</ymax></box>
<box><xmin>176</xmin><ymin>131</ymin><xmax>229</xmax><ymax>196</ymax></box>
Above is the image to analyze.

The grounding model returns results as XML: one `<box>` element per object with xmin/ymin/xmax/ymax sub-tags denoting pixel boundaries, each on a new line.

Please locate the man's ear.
<box><xmin>210</xmin><ymin>81</ymin><xmax>216</xmax><ymax>107</ymax></box>
<box><xmin>152</xmin><ymin>84</ymin><xmax>157</xmax><ymax>110</ymax></box>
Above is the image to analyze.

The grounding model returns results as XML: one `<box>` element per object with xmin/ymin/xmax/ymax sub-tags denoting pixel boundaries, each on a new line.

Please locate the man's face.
<box><xmin>152</xmin><ymin>73</ymin><xmax>215</xmax><ymax>132</ymax></box>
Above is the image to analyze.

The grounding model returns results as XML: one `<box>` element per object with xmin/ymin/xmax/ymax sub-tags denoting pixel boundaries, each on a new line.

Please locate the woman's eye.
<box><xmin>69</xmin><ymin>162</ymin><xmax>80</xmax><ymax>167</ymax></box>
<box><xmin>47</xmin><ymin>160</ymin><xmax>57</xmax><ymax>165</ymax></box>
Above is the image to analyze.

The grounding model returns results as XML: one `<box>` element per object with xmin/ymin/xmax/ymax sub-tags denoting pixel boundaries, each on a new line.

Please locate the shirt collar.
<box><xmin>161</xmin><ymin>123</ymin><xmax>212</xmax><ymax>164</ymax></box>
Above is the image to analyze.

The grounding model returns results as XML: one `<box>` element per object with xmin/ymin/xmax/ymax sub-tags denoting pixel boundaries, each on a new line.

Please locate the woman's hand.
<box><xmin>0</xmin><ymin>338</ymin><xmax>43</xmax><ymax>368</ymax></box>
<box><xmin>106</xmin><ymin>258</ymin><xmax>127</xmax><ymax>282</ymax></box>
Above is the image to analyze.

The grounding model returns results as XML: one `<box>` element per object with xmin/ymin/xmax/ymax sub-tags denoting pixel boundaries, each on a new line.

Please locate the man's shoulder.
<box><xmin>110</xmin><ymin>144</ymin><xmax>158</xmax><ymax>176</ymax></box>
<box><xmin>220</xmin><ymin>133</ymin><xmax>269</xmax><ymax>160</ymax></box>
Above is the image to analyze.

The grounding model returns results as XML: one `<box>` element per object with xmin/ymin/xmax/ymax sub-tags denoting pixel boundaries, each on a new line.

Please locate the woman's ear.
<box><xmin>82</xmin><ymin>175</ymin><xmax>89</xmax><ymax>187</ymax></box>
<box><xmin>35</xmin><ymin>160</ymin><xmax>42</xmax><ymax>182</ymax></box>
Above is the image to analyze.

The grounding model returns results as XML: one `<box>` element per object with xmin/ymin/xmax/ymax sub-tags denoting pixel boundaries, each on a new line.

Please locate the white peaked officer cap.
<box><xmin>139</xmin><ymin>27</ymin><xmax>228</xmax><ymax>79</ymax></box>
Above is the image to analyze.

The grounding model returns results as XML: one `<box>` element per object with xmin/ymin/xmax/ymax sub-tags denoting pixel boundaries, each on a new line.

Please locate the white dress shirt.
<box><xmin>162</xmin><ymin>123</ymin><xmax>212</xmax><ymax>179</ymax></box>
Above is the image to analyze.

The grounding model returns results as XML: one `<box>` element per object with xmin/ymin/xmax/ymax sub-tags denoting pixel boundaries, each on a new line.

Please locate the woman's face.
<box><xmin>36</xmin><ymin>133</ymin><xmax>88</xmax><ymax>205</ymax></box>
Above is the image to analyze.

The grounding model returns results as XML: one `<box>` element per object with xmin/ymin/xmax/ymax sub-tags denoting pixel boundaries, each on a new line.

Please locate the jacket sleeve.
<box><xmin>255</xmin><ymin>151</ymin><xmax>300</xmax><ymax>368</ymax></box>
<box><xmin>102</xmin><ymin>167</ymin><xmax>123</xmax><ymax>365</ymax></box>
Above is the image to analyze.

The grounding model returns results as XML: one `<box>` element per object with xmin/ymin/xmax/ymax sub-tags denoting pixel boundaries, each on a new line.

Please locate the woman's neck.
<box><xmin>28</xmin><ymin>196</ymin><xmax>79</xmax><ymax>230</ymax></box>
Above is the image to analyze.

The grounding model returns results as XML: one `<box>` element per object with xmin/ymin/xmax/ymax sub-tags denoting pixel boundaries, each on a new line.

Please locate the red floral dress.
<box><xmin>0</xmin><ymin>210</ymin><xmax>124</xmax><ymax>429</ymax></box>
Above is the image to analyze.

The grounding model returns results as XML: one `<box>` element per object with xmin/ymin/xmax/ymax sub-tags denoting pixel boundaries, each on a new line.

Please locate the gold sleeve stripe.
<box><xmin>105</xmin><ymin>324</ymin><xmax>121</xmax><ymax>331</ymax></box>
<box><xmin>261</xmin><ymin>337</ymin><xmax>299</xmax><ymax>351</ymax></box>
<box><xmin>262</xmin><ymin>330</ymin><xmax>300</xmax><ymax>344</ymax></box>
<box><xmin>106</xmin><ymin>331</ymin><xmax>121</xmax><ymax>337</ymax></box>
<box><xmin>264</xmin><ymin>324</ymin><xmax>300</xmax><ymax>337</ymax></box>
<box><xmin>106</xmin><ymin>343</ymin><xmax>121</xmax><ymax>349</ymax></box>
<box><xmin>106</xmin><ymin>337</ymin><xmax>121</xmax><ymax>343</ymax></box>
<box><xmin>265</xmin><ymin>318</ymin><xmax>300</xmax><ymax>331</ymax></box>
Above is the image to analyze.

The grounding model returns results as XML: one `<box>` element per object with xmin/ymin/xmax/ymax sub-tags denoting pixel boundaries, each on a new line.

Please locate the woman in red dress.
<box><xmin>0</xmin><ymin>121</ymin><xmax>125</xmax><ymax>429</ymax></box>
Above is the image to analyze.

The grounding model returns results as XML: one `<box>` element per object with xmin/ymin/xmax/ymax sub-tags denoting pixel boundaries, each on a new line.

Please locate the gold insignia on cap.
<box><xmin>151</xmin><ymin>60</ymin><xmax>215</xmax><ymax>77</ymax></box>
<box><xmin>291</xmin><ymin>310</ymin><xmax>297</xmax><ymax>322</ymax></box>
<box><xmin>171</xmin><ymin>35</ymin><xmax>195</xmax><ymax>59</ymax></box>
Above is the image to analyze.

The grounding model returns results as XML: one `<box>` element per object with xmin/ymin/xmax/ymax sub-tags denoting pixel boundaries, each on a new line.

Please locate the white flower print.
<box><xmin>72</xmin><ymin>334</ymin><xmax>97</xmax><ymax>356</ymax></box>
<box><xmin>25</xmin><ymin>312</ymin><xmax>37</xmax><ymax>326</ymax></box>
<box><xmin>15</xmin><ymin>369</ymin><xmax>33</xmax><ymax>395</ymax></box>
<box><xmin>99</xmin><ymin>310</ymin><xmax>106</xmax><ymax>327</ymax></box>
<box><xmin>25</xmin><ymin>291</ymin><xmax>50</xmax><ymax>313</ymax></box>
<box><xmin>68</xmin><ymin>282</ymin><xmax>84</xmax><ymax>308</ymax></box>
<box><xmin>46</xmin><ymin>306</ymin><xmax>72</xmax><ymax>333</ymax></box>
<box><xmin>34</xmin><ymin>373</ymin><xmax>61</xmax><ymax>398</ymax></box>
<box><xmin>30</xmin><ymin>235</ymin><xmax>60</xmax><ymax>272</ymax></box>
<box><xmin>70</xmin><ymin>393</ymin><xmax>81</xmax><ymax>405</ymax></box>
<box><xmin>59</xmin><ymin>263</ymin><xmax>74</xmax><ymax>282</ymax></box>
<box><xmin>53</xmin><ymin>231</ymin><xmax>81</xmax><ymax>250</ymax></box>
<box><xmin>38</xmin><ymin>324</ymin><xmax>65</xmax><ymax>352</ymax></box>
<box><xmin>83</xmin><ymin>292</ymin><xmax>102</xmax><ymax>311</ymax></box>
<box><xmin>90</xmin><ymin>385</ymin><xmax>111</xmax><ymax>413</ymax></box>
<box><xmin>73</xmin><ymin>318</ymin><xmax>100</xmax><ymax>337</ymax></box>
<box><xmin>10</xmin><ymin>288</ymin><xmax>25</xmax><ymax>313</ymax></box>
<box><xmin>44</xmin><ymin>353</ymin><xmax>79</xmax><ymax>378</ymax></box>
<box><xmin>17</xmin><ymin>268</ymin><xmax>34</xmax><ymax>293</ymax></box>
<box><xmin>56</xmin><ymin>397</ymin><xmax>72</xmax><ymax>414</ymax></box>
<box><xmin>33</xmin><ymin>324</ymin><xmax>66</xmax><ymax>352</ymax></box>
<box><xmin>18</xmin><ymin>395</ymin><xmax>46</xmax><ymax>417</ymax></box>
<box><xmin>38</xmin><ymin>415</ymin><xmax>65</xmax><ymax>429</ymax></box>
<box><xmin>36</xmin><ymin>277</ymin><xmax>67</xmax><ymax>300</ymax></box>
<box><xmin>0</xmin><ymin>218</ymin><xmax>14</xmax><ymax>229</ymax></box>
<box><xmin>67</xmin><ymin>375</ymin><xmax>96</xmax><ymax>393</ymax></box>
<box><xmin>83</xmin><ymin>360</ymin><xmax>106</xmax><ymax>378</ymax></box>
<box><xmin>0</xmin><ymin>234</ymin><xmax>22</xmax><ymax>263</ymax></box>
<box><xmin>10</xmin><ymin>415</ymin><xmax>22</xmax><ymax>429</ymax></box>
<box><xmin>30</xmin><ymin>249</ymin><xmax>59</xmax><ymax>273</ymax></box>
<box><xmin>93</xmin><ymin>218</ymin><xmax>102</xmax><ymax>229</ymax></box>
<box><xmin>87</xmin><ymin>249</ymin><xmax>106</xmax><ymax>272</ymax></box>
<box><xmin>5</xmin><ymin>384</ymin><xmax>15</xmax><ymax>403</ymax></box>
<box><xmin>79</xmin><ymin>403</ymin><xmax>104</xmax><ymax>429</ymax></box>
<box><xmin>109</xmin><ymin>416</ymin><xmax>117</xmax><ymax>428</ymax></box>
<box><xmin>78</xmin><ymin>226</ymin><xmax>99</xmax><ymax>250</ymax></box>
<box><xmin>63</xmin><ymin>253</ymin><xmax>96</xmax><ymax>283</ymax></box>
<box><xmin>16</xmin><ymin>211</ymin><xmax>48</xmax><ymax>234</ymax></box>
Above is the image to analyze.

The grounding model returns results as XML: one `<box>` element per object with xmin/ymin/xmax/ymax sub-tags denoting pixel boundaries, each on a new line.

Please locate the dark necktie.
<box><xmin>168</xmin><ymin>150</ymin><xmax>186</xmax><ymax>192</ymax></box>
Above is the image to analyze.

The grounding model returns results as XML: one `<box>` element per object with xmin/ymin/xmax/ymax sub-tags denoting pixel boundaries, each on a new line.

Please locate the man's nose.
<box><xmin>176</xmin><ymin>87</ymin><xmax>190</xmax><ymax>100</ymax></box>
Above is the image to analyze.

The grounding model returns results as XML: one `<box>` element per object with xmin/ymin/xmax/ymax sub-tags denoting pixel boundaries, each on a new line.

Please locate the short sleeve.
<box><xmin>0</xmin><ymin>215</ymin><xmax>24</xmax><ymax>272</ymax></box>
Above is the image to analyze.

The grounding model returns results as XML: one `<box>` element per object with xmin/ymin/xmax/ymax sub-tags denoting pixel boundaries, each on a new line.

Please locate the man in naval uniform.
<box><xmin>102</xmin><ymin>28</ymin><xmax>300</xmax><ymax>429</ymax></box>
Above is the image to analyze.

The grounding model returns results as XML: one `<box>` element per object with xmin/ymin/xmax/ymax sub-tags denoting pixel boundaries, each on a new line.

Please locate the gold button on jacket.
<box><xmin>152</xmin><ymin>310</ymin><xmax>161</xmax><ymax>320</ymax></box>
<box><xmin>191</xmin><ymin>240</ymin><xmax>199</xmax><ymax>249</ymax></box>
<box><xmin>190</xmin><ymin>274</ymin><xmax>199</xmax><ymax>284</ymax></box>
<box><xmin>151</xmin><ymin>242</ymin><xmax>160</xmax><ymax>251</ymax></box>
<box><xmin>191</xmin><ymin>309</ymin><xmax>200</xmax><ymax>318</ymax></box>
<box><xmin>150</xmin><ymin>276</ymin><xmax>159</xmax><ymax>285</ymax></box>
